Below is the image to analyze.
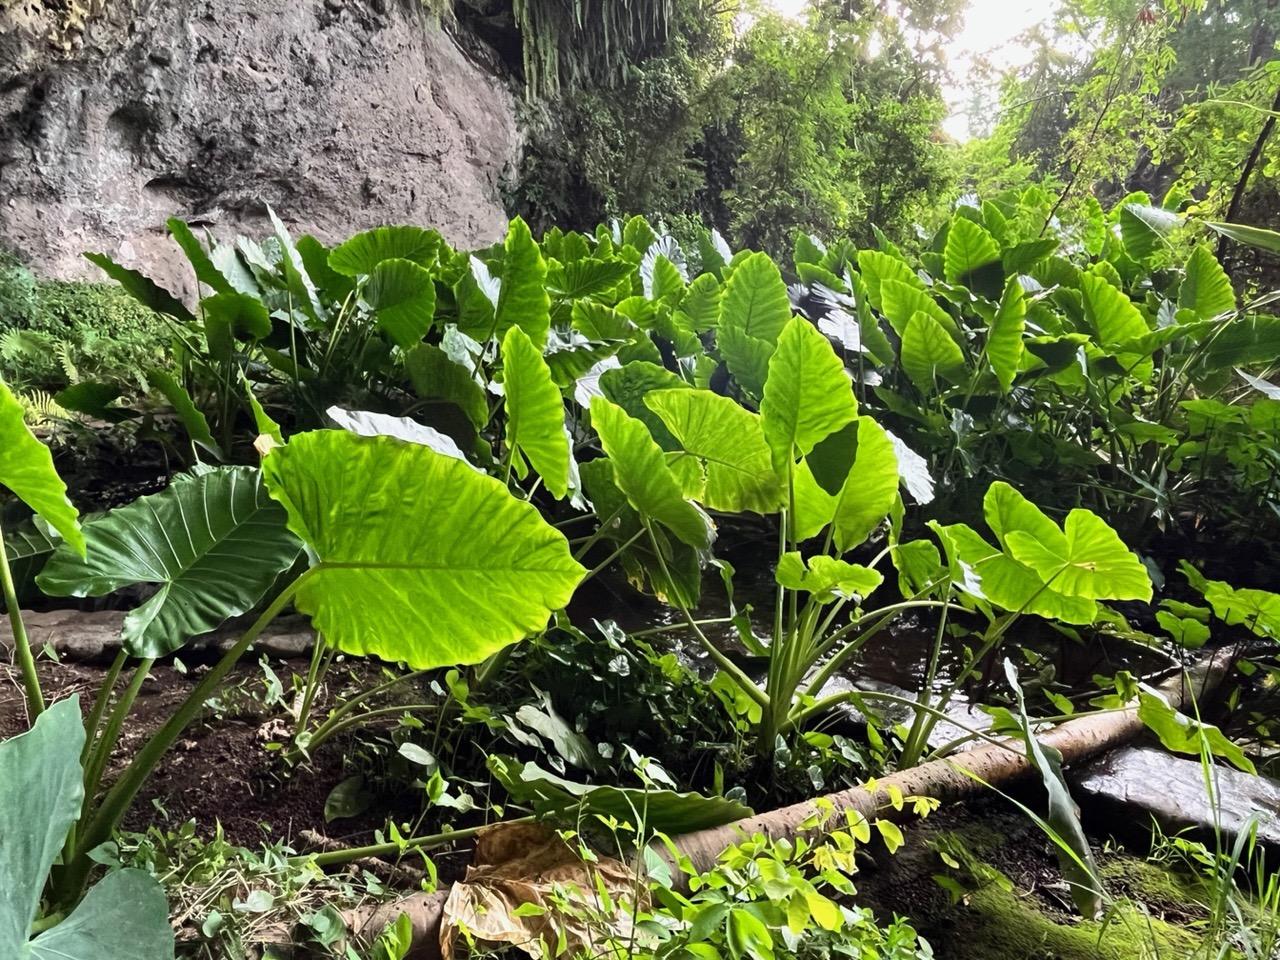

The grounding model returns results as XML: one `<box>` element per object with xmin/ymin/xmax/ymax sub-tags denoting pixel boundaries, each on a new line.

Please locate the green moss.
<box><xmin>1101</xmin><ymin>855</ymin><xmax>1208</xmax><ymax>915</ymax></box>
<box><xmin>941</xmin><ymin>882</ymin><xmax>1204</xmax><ymax>960</ymax></box>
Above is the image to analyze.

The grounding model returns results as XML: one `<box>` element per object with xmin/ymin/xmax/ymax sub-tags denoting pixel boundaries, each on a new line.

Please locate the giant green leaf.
<box><xmin>901</xmin><ymin>311</ymin><xmax>967</xmax><ymax>392</ymax></box>
<box><xmin>930</xmin><ymin>521</ymin><xmax>1097</xmax><ymax>624</ymax></box>
<box><xmin>365</xmin><ymin>258</ymin><xmax>437</xmax><ymax>349</ymax></box>
<box><xmin>167</xmin><ymin>218</ymin><xmax>232</xmax><ymax>294</ymax></box>
<box><xmin>0</xmin><ymin>697</ymin><xmax>173</xmax><ymax>960</ymax></box>
<box><xmin>327</xmin><ymin>407</ymin><xmax>478</xmax><ymax>471</ymax></box>
<box><xmin>4</xmin><ymin>517</ymin><xmax>63</xmax><ymax>606</ymax></box>
<box><xmin>1005</xmin><ymin>510</ymin><xmax>1151</xmax><ymax>602</ymax></box>
<box><xmin>83</xmin><ymin>252</ymin><xmax>194</xmax><ymax>324</ymax></box>
<box><xmin>987</xmin><ymin>277</ymin><xmax>1026</xmax><ymax>393</ymax></box>
<box><xmin>38</xmin><ymin>467</ymin><xmax>302</xmax><ymax>657</ymax></box>
<box><xmin>200</xmin><ymin>291</ymin><xmax>271</xmax><ymax>360</ymax></box>
<box><xmin>490</xmin><ymin>756</ymin><xmax>751</xmax><ymax>834</ymax></box>
<box><xmin>848</xmin><ymin>270</ymin><xmax>896</xmax><ymax>365</ymax></box>
<box><xmin>548</xmin><ymin>258</ymin><xmax>634</xmax><ymax>299</ymax></box>
<box><xmin>329</xmin><ymin>225</ymin><xmax>440</xmax><ymax>276</ymax></box>
<box><xmin>405</xmin><ymin>343</ymin><xmax>488</xmax><ymax>429</ymax></box>
<box><xmin>579</xmin><ymin>459</ymin><xmax>702</xmax><ymax>607</ymax></box>
<box><xmin>542</xmin><ymin>330</ymin><xmax>625</xmax><ymax>387</ymax></box>
<box><xmin>1203</xmin><ymin>220</ymin><xmax>1280</xmax><ymax>254</ymax></box>
<box><xmin>1119</xmin><ymin>203</ymin><xmax>1179</xmax><ymax>262</ymax></box>
<box><xmin>502</xmin><ymin>326</ymin><xmax>570</xmax><ymax>499</ymax></box>
<box><xmin>719</xmin><ymin>252</ymin><xmax>792</xmax><ymax>344</ymax></box>
<box><xmin>984</xmin><ymin>481</ymin><xmax>1066</xmax><ymax>557</ymax></box>
<box><xmin>589</xmin><ymin>398</ymin><xmax>711</xmax><ymax>550</ymax></box>
<box><xmin>268</xmin><ymin>208</ymin><xmax>327</xmax><ymax>323</ymax></box>
<box><xmin>856</xmin><ymin>249</ymin><xmax>922</xmax><ymax>310</ymax></box>
<box><xmin>830</xmin><ymin>417</ymin><xmax>900</xmax><ymax>551</ymax></box>
<box><xmin>674</xmin><ymin>272</ymin><xmax>723</xmax><ymax>334</ymax></box>
<box><xmin>572</xmin><ymin>301</ymin><xmax>639</xmax><ymax>343</ymax></box>
<box><xmin>263</xmin><ymin>430</ymin><xmax>584</xmax><ymax>668</ymax></box>
<box><xmin>0</xmin><ymin>696</ymin><xmax>84</xmax><ymax>954</ymax></box>
<box><xmin>0</xmin><ymin>380</ymin><xmax>84</xmax><ymax>555</ymax></box>
<box><xmin>26</xmin><ymin>871</ymin><xmax>174</xmax><ymax>960</ymax></box>
<box><xmin>944</xmin><ymin>217</ymin><xmax>1000</xmax><ymax>284</ymax></box>
<box><xmin>791</xmin><ymin>417</ymin><xmax>899</xmax><ymax>550</ymax></box>
<box><xmin>1198</xmin><ymin>315</ymin><xmax>1280</xmax><ymax>369</ymax></box>
<box><xmin>645</xmin><ymin>389</ymin><xmax>784</xmax><ymax>514</ymax></box>
<box><xmin>717</xmin><ymin>326</ymin><xmax>775</xmax><ymax>399</ymax></box>
<box><xmin>495</xmin><ymin>218</ymin><xmax>551</xmax><ymax>348</ymax></box>
<box><xmin>1137</xmin><ymin>688</ymin><xmax>1255</xmax><ymax>774</ymax></box>
<box><xmin>296</xmin><ymin>235</ymin><xmax>356</xmax><ymax>304</ymax></box>
<box><xmin>879</xmin><ymin>279</ymin><xmax>962</xmax><ymax>343</ymax></box>
<box><xmin>1179</xmin><ymin>246</ymin><xmax>1235</xmax><ymax>321</ymax></box>
<box><xmin>761</xmin><ymin>317</ymin><xmax>858</xmax><ymax>468</ymax></box>
<box><xmin>1079</xmin><ymin>273</ymin><xmax>1150</xmax><ymax>362</ymax></box>
<box><xmin>147</xmin><ymin>370</ymin><xmax>221</xmax><ymax>459</ymax></box>
<box><xmin>1002</xmin><ymin>238</ymin><xmax>1059</xmax><ymax>275</ymax></box>
<box><xmin>599</xmin><ymin>361</ymin><xmax>691</xmax><ymax>450</ymax></box>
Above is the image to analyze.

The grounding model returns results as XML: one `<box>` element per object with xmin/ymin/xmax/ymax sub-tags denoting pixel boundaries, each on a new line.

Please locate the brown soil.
<box><xmin>0</xmin><ymin>653</ymin><xmax>430</xmax><ymax>854</ymax></box>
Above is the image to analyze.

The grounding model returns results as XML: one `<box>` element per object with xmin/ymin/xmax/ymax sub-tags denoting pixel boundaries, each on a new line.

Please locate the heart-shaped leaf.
<box><xmin>365</xmin><ymin>258</ymin><xmax>437</xmax><ymax>349</ymax></box>
<box><xmin>38</xmin><ymin>467</ymin><xmax>302</xmax><ymax>656</ymax></box>
<box><xmin>262</xmin><ymin>430</ymin><xmax>585</xmax><ymax>669</ymax></box>
<box><xmin>775</xmin><ymin>553</ymin><xmax>882</xmax><ymax>603</ymax></box>
<box><xmin>646</xmin><ymin>388</ymin><xmax>784</xmax><ymax>515</ymax></box>
<box><xmin>1005</xmin><ymin>510</ymin><xmax>1151</xmax><ymax>602</ymax></box>
<box><xmin>590</xmin><ymin>398</ymin><xmax>712</xmax><ymax>551</ymax></box>
<box><xmin>719</xmin><ymin>252</ymin><xmax>792</xmax><ymax>344</ymax></box>
<box><xmin>329</xmin><ymin>226</ymin><xmax>440</xmax><ymax>276</ymax></box>
<box><xmin>761</xmin><ymin>317</ymin><xmax>858</xmax><ymax>469</ymax></box>
<box><xmin>502</xmin><ymin>326</ymin><xmax>570</xmax><ymax>499</ymax></box>
<box><xmin>495</xmin><ymin>218</ymin><xmax>551</xmax><ymax>348</ymax></box>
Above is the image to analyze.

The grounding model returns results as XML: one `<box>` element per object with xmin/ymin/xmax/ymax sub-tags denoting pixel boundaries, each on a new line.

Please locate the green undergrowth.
<box><xmin>947</xmin><ymin>883</ymin><xmax>1205</xmax><ymax>960</ymax></box>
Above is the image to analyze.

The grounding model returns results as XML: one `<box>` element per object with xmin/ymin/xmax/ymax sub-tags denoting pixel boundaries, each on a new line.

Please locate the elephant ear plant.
<box><xmin>8</xmin><ymin>422</ymin><xmax>585</xmax><ymax>916</ymax></box>
<box><xmin>0</xmin><ymin>378</ymin><xmax>169</xmax><ymax>955</ymax></box>
<box><xmin>585</xmin><ymin>251</ymin><xmax>1153</xmax><ymax>763</ymax></box>
<box><xmin>0</xmin><ymin>698</ymin><xmax>173</xmax><ymax>960</ymax></box>
<box><xmin>0</xmin><ymin>378</ymin><xmax>85</xmax><ymax>719</ymax></box>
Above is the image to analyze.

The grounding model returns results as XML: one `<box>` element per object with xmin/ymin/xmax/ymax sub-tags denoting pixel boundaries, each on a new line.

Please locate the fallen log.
<box><xmin>341</xmin><ymin>648</ymin><xmax>1234</xmax><ymax>959</ymax></box>
<box><xmin>655</xmin><ymin>649</ymin><xmax>1233</xmax><ymax>888</ymax></box>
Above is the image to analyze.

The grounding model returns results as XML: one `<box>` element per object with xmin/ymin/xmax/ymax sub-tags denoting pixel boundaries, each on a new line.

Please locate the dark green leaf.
<box><xmin>38</xmin><ymin>467</ymin><xmax>302</xmax><ymax>656</ymax></box>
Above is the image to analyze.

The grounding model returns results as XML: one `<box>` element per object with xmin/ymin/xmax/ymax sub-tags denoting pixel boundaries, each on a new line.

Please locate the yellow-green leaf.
<box><xmin>0</xmin><ymin>381</ymin><xmax>83</xmax><ymax>555</ymax></box>
<box><xmin>262</xmin><ymin>430</ymin><xmax>584</xmax><ymax>669</ymax></box>
<box><xmin>502</xmin><ymin>327</ymin><xmax>570</xmax><ymax>499</ymax></box>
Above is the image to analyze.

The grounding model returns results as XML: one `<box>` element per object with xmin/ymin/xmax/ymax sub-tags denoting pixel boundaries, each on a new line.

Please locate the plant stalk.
<box><xmin>0</xmin><ymin>525</ymin><xmax>44</xmax><ymax>719</ymax></box>
<box><xmin>55</xmin><ymin>572</ymin><xmax>312</xmax><ymax>906</ymax></box>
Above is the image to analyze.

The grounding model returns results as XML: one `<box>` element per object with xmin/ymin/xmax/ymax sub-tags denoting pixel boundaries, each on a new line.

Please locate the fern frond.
<box><xmin>54</xmin><ymin>340</ymin><xmax>80</xmax><ymax>382</ymax></box>
<box><xmin>17</xmin><ymin>389</ymin><xmax>69</xmax><ymax>426</ymax></box>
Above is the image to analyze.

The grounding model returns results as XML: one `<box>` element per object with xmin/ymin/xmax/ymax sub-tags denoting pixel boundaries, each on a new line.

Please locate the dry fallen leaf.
<box><xmin>440</xmin><ymin>821</ymin><xmax>649</xmax><ymax>960</ymax></box>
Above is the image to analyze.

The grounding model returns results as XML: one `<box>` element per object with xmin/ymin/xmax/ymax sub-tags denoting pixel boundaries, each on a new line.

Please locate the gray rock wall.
<box><xmin>0</xmin><ymin>0</ymin><xmax>520</xmax><ymax>293</ymax></box>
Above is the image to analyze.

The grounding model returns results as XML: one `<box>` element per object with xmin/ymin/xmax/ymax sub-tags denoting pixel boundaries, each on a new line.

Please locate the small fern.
<box><xmin>17</xmin><ymin>389</ymin><xmax>69</xmax><ymax>427</ymax></box>
<box><xmin>54</xmin><ymin>340</ymin><xmax>80</xmax><ymax>382</ymax></box>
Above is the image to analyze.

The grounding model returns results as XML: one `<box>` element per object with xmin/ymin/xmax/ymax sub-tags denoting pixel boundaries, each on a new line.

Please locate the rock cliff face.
<box><xmin>0</xmin><ymin>0</ymin><xmax>520</xmax><ymax>292</ymax></box>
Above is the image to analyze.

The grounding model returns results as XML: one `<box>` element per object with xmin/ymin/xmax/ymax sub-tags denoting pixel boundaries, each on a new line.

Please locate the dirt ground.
<box><xmin>0</xmin><ymin>653</ymin><xmax>422</xmax><ymax>852</ymax></box>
